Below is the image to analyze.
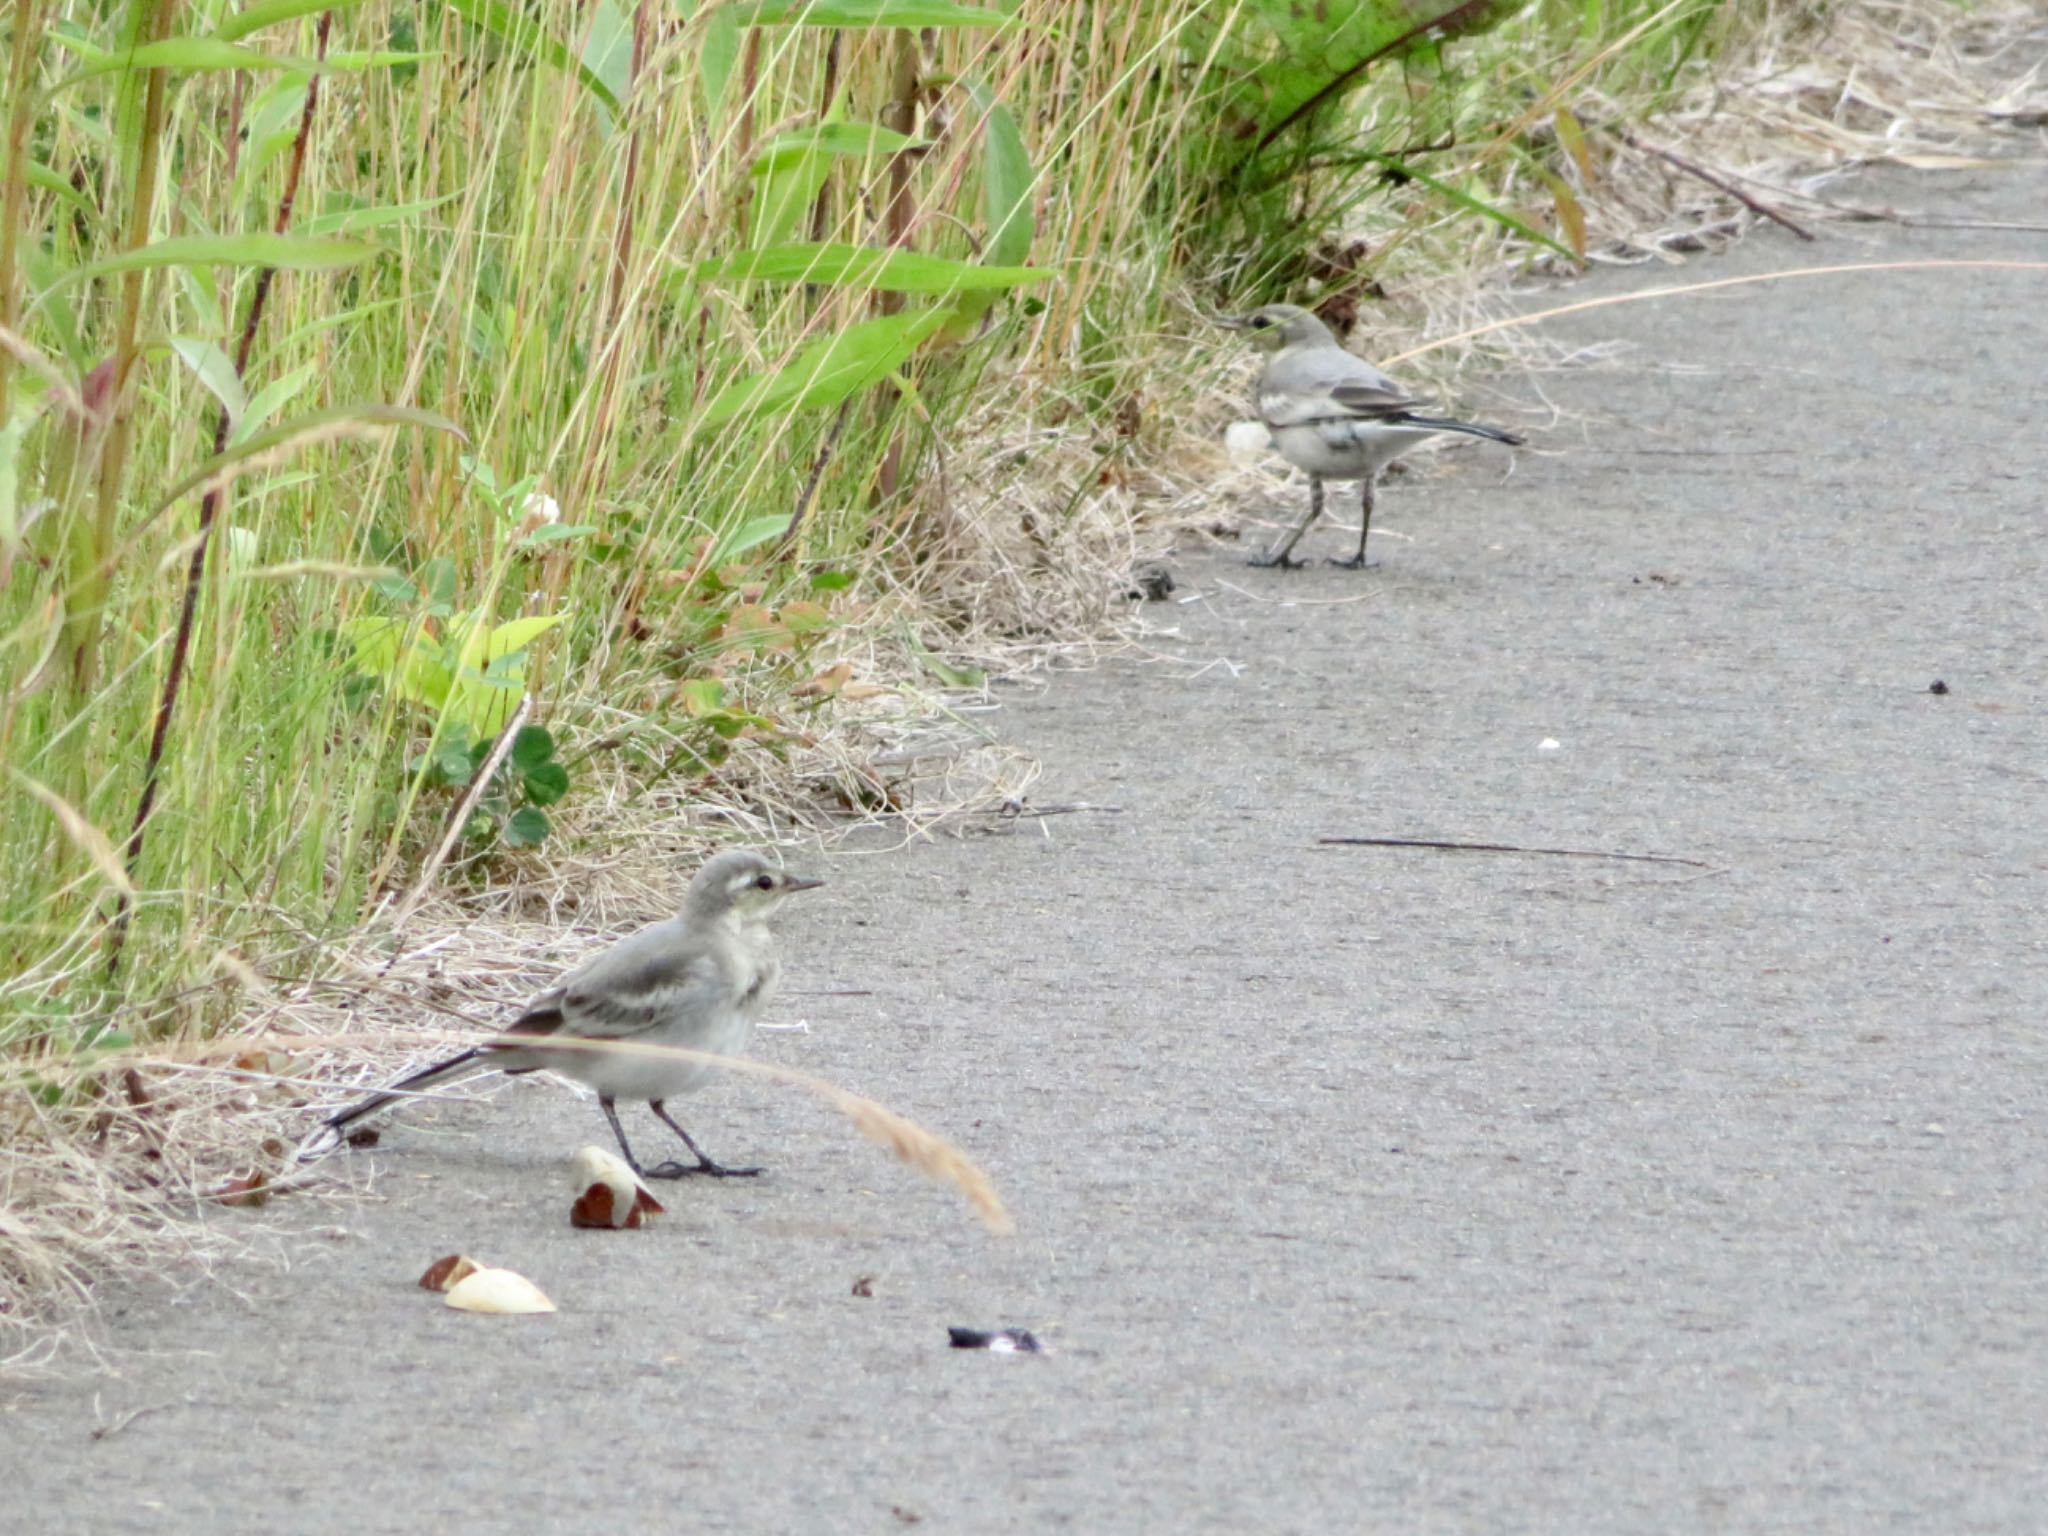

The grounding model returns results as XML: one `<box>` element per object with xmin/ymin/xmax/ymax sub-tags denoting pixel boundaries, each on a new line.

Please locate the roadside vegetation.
<box><xmin>1</xmin><ymin>0</ymin><xmax>2029</xmax><ymax>1331</ymax></box>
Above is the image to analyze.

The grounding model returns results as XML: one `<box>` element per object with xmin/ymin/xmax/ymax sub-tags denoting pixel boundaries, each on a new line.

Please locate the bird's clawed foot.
<box><xmin>1248</xmin><ymin>551</ymin><xmax>1304</xmax><ymax>570</ymax></box>
<box><xmin>643</xmin><ymin>1158</ymin><xmax>764</xmax><ymax>1180</ymax></box>
<box><xmin>1324</xmin><ymin>553</ymin><xmax>1375</xmax><ymax>571</ymax></box>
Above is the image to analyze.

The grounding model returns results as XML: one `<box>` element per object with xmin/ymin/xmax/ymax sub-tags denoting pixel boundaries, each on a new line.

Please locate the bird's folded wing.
<box><xmin>1329</xmin><ymin>379</ymin><xmax>1426</xmax><ymax>418</ymax></box>
<box><xmin>1261</xmin><ymin>351</ymin><xmax>1425</xmax><ymax>426</ymax></box>
<box><xmin>557</xmin><ymin>947</ymin><xmax>731</xmax><ymax>1042</ymax></box>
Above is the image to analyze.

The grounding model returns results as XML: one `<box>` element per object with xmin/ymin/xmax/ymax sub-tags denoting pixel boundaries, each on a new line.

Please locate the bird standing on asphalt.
<box><xmin>303</xmin><ymin>849</ymin><xmax>822</xmax><ymax>1178</ymax></box>
<box><xmin>1223</xmin><ymin>303</ymin><xmax>1524</xmax><ymax>569</ymax></box>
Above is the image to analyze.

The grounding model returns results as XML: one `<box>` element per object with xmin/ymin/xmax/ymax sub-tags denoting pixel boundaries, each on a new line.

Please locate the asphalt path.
<box><xmin>6</xmin><ymin>159</ymin><xmax>2044</xmax><ymax>1534</ymax></box>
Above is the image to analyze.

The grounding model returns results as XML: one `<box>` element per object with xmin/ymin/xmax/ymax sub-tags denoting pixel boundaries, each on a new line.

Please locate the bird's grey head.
<box><xmin>686</xmin><ymin>849</ymin><xmax>823</xmax><ymax>920</ymax></box>
<box><xmin>1222</xmin><ymin>303</ymin><xmax>1336</xmax><ymax>352</ymax></box>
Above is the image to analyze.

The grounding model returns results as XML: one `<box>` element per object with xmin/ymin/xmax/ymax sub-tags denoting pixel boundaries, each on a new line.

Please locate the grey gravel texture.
<box><xmin>6</xmin><ymin>161</ymin><xmax>2045</xmax><ymax>1535</ymax></box>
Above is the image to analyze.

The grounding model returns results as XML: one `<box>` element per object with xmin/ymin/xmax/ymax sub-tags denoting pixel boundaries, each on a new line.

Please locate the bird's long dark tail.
<box><xmin>297</xmin><ymin>1047</ymin><xmax>488</xmax><ymax>1162</ymax></box>
<box><xmin>1394</xmin><ymin>414</ymin><xmax>1525</xmax><ymax>447</ymax></box>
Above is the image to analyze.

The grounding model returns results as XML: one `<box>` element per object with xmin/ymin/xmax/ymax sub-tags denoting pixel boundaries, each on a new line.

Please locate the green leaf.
<box><xmin>479</xmin><ymin>613</ymin><xmax>566</xmax><ymax>662</ymax></box>
<box><xmin>520</xmin><ymin>761</ymin><xmax>570</xmax><ymax>807</ymax></box>
<box><xmin>420</xmin><ymin>557</ymin><xmax>459</xmax><ymax>609</ymax></box>
<box><xmin>698</xmin><ymin>243</ymin><xmax>1049</xmax><ymax>294</ymax></box>
<box><xmin>232</xmin><ymin>360</ymin><xmax>319</xmax><ymax>445</ymax></box>
<box><xmin>51</xmin><ymin>38</ymin><xmax>325</xmax><ymax>91</ymax></box>
<box><xmin>433</xmin><ymin>738</ymin><xmax>475</xmax><ymax>785</ymax></box>
<box><xmin>751</xmin><ymin>123</ymin><xmax>924</xmax><ymax>173</ymax></box>
<box><xmin>503</xmin><ymin>806</ymin><xmax>551</xmax><ymax>847</ymax></box>
<box><xmin>440</xmin><ymin>0</ymin><xmax>621</xmax><ymax>115</ymax></box>
<box><xmin>18</xmin><ymin>246</ymin><xmax>82</xmax><ymax>366</ymax></box>
<box><xmin>322</xmin><ymin>50</ymin><xmax>438</xmax><ymax>72</ymax></box>
<box><xmin>175</xmin><ymin>263</ymin><xmax>223</xmax><ymax>337</ymax></box>
<box><xmin>340</xmin><ymin>615</ymin><xmax>408</xmax><ymax>677</ymax></box>
<box><xmin>39</xmin><ymin>235</ymin><xmax>378</xmax><ymax>302</ymax></box>
<box><xmin>235</xmin><ymin>76</ymin><xmax>316</xmax><ymax>192</ymax></box>
<box><xmin>511</xmin><ymin>725</ymin><xmax>556</xmax><ymax>772</ymax></box>
<box><xmin>968</xmin><ymin>85</ymin><xmax>1033</xmax><ymax>267</ymax></box>
<box><xmin>810</xmin><ymin>569</ymin><xmax>855</xmax><ymax>592</ymax></box>
<box><xmin>708</xmin><ymin>515</ymin><xmax>789</xmax><ymax>565</ymax></box>
<box><xmin>748</xmin><ymin>153</ymin><xmax>834</xmax><ymax>250</ymax></box>
<box><xmin>166</xmin><ymin>337</ymin><xmax>249</xmax><ymax>424</ymax></box>
<box><xmin>581</xmin><ymin>0</ymin><xmax>635</xmax><ymax>110</ymax></box>
<box><xmin>727</xmin><ymin>0</ymin><xmax>1020</xmax><ymax>26</ymax></box>
<box><xmin>924</xmin><ymin>655</ymin><xmax>986</xmax><ymax>688</ymax></box>
<box><xmin>445</xmin><ymin>670</ymin><xmax>524</xmax><ymax>736</ymax></box>
<box><xmin>24</xmin><ymin>160</ymin><xmax>98</xmax><ymax>218</ymax></box>
<box><xmin>699</xmin><ymin>308</ymin><xmax>952</xmax><ymax>427</ymax></box>
<box><xmin>218</xmin><ymin>0</ymin><xmax>375</xmax><ymax>43</ymax></box>
<box><xmin>910</xmin><ymin>635</ymin><xmax>986</xmax><ymax>688</ymax></box>
<box><xmin>678</xmin><ymin>678</ymin><xmax>726</xmax><ymax>716</ymax></box>
<box><xmin>518</xmin><ymin>522</ymin><xmax>598</xmax><ymax>546</ymax></box>
<box><xmin>699</xmin><ymin>3</ymin><xmax>741</xmax><ymax>114</ymax></box>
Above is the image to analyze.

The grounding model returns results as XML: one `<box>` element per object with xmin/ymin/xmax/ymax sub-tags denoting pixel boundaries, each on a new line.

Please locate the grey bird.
<box><xmin>303</xmin><ymin>849</ymin><xmax>822</xmax><ymax>1178</ymax></box>
<box><xmin>1223</xmin><ymin>303</ymin><xmax>1524</xmax><ymax>569</ymax></box>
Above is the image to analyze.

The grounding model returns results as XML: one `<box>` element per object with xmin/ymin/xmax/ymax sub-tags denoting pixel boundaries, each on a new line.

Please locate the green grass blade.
<box><xmin>44</xmin><ymin>234</ymin><xmax>378</xmax><ymax>296</ymax></box>
<box><xmin>217</xmin><ymin>0</ymin><xmax>376</xmax><ymax>42</ymax></box>
<box><xmin>697</xmin><ymin>243</ymin><xmax>1049</xmax><ymax>293</ymax></box>
<box><xmin>727</xmin><ymin>0</ymin><xmax>1020</xmax><ymax>26</ymax></box>
<box><xmin>699</xmin><ymin>309</ymin><xmax>953</xmax><ymax>427</ymax></box>
<box><xmin>51</xmin><ymin>38</ymin><xmax>325</xmax><ymax>92</ymax></box>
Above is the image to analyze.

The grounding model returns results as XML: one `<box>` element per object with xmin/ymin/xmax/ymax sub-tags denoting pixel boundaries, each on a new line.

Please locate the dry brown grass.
<box><xmin>6</xmin><ymin>0</ymin><xmax>2044</xmax><ymax>1346</ymax></box>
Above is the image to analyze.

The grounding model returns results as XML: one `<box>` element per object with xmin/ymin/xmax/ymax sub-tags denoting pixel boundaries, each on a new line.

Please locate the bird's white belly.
<box><xmin>567</xmin><ymin>1004</ymin><xmax>757</xmax><ymax>1101</ymax></box>
<box><xmin>1268</xmin><ymin>420</ymin><xmax>1439</xmax><ymax>480</ymax></box>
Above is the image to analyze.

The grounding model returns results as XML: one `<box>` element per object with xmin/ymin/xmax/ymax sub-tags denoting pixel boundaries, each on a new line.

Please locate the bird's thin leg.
<box><xmin>643</xmin><ymin>1100</ymin><xmax>763</xmax><ymax>1179</ymax></box>
<box><xmin>1328</xmin><ymin>477</ymin><xmax>1377</xmax><ymax>570</ymax></box>
<box><xmin>598</xmin><ymin>1096</ymin><xmax>648</xmax><ymax>1174</ymax></box>
<box><xmin>1251</xmin><ymin>477</ymin><xmax>1320</xmax><ymax>569</ymax></box>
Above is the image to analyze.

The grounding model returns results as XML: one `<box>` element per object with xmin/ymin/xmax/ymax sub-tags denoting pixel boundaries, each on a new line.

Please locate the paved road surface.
<box><xmin>7</xmin><ymin>160</ymin><xmax>2044</xmax><ymax>1533</ymax></box>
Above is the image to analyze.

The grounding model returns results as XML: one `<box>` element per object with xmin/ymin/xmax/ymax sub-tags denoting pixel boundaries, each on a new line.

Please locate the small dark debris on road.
<box><xmin>948</xmin><ymin>1327</ymin><xmax>1044</xmax><ymax>1354</ymax></box>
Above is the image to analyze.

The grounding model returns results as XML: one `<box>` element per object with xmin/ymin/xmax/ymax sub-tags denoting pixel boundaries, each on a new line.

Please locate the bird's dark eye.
<box><xmin>755</xmin><ymin>873</ymin><xmax>776</xmax><ymax>890</ymax></box>
<box><xmin>1251</xmin><ymin>315</ymin><xmax>1270</xmax><ymax>328</ymax></box>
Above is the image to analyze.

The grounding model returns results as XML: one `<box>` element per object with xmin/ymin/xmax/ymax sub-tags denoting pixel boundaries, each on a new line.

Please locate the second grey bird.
<box><xmin>1224</xmin><ymin>303</ymin><xmax>1524</xmax><ymax>569</ymax></box>
<box><xmin>303</xmin><ymin>849</ymin><xmax>821</xmax><ymax>1177</ymax></box>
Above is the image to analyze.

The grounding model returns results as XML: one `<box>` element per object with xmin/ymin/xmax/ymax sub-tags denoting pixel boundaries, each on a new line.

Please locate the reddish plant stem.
<box><xmin>807</xmin><ymin>31</ymin><xmax>843</xmax><ymax>243</ymax></box>
<box><xmin>109</xmin><ymin>11</ymin><xmax>334</xmax><ymax>979</ymax></box>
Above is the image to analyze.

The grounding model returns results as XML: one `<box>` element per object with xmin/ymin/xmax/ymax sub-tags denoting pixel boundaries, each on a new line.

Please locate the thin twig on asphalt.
<box><xmin>1317</xmin><ymin>836</ymin><xmax>1714</xmax><ymax>867</ymax></box>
